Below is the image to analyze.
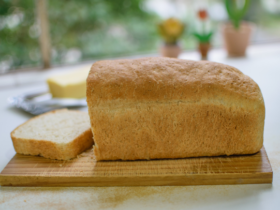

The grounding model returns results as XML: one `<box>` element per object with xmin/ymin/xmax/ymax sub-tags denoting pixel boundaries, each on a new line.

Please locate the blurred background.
<box><xmin>1</xmin><ymin>0</ymin><xmax>280</xmax><ymax>74</ymax></box>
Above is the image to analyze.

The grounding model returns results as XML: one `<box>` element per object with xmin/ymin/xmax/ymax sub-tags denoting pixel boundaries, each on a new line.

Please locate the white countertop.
<box><xmin>1</xmin><ymin>44</ymin><xmax>280</xmax><ymax>210</ymax></box>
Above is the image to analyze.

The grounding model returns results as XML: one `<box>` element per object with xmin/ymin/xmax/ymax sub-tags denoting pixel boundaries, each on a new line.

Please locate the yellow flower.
<box><xmin>158</xmin><ymin>18</ymin><xmax>184</xmax><ymax>45</ymax></box>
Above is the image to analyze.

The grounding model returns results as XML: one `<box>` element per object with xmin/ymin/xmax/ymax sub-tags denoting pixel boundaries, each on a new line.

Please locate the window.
<box><xmin>1</xmin><ymin>0</ymin><xmax>280</xmax><ymax>74</ymax></box>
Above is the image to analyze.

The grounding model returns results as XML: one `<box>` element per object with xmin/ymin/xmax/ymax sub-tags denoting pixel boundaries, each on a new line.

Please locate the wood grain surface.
<box><xmin>0</xmin><ymin>147</ymin><xmax>273</xmax><ymax>187</ymax></box>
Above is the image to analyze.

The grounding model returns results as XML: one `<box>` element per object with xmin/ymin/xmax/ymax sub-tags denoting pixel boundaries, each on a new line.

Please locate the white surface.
<box><xmin>1</xmin><ymin>44</ymin><xmax>280</xmax><ymax>209</ymax></box>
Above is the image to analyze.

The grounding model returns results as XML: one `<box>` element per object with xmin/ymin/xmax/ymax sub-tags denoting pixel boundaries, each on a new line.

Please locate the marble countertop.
<box><xmin>0</xmin><ymin>44</ymin><xmax>280</xmax><ymax>210</ymax></box>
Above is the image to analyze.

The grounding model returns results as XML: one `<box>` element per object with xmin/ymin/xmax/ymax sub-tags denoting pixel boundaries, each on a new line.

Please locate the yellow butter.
<box><xmin>47</xmin><ymin>66</ymin><xmax>91</xmax><ymax>98</ymax></box>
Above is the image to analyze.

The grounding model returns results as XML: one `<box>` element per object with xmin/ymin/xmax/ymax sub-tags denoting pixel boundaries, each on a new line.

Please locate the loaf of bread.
<box><xmin>86</xmin><ymin>57</ymin><xmax>265</xmax><ymax>161</ymax></box>
<box><xmin>11</xmin><ymin>109</ymin><xmax>93</xmax><ymax>160</ymax></box>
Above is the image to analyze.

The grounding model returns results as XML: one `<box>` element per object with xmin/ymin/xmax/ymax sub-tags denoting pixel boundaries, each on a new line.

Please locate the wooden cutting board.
<box><xmin>0</xmin><ymin>147</ymin><xmax>273</xmax><ymax>187</ymax></box>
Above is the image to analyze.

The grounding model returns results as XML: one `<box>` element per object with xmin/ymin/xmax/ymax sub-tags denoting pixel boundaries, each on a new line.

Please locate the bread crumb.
<box><xmin>11</xmin><ymin>109</ymin><xmax>92</xmax><ymax>161</ymax></box>
<box><xmin>59</xmin><ymin>164</ymin><xmax>62</xmax><ymax>167</ymax></box>
<box><xmin>24</xmin><ymin>200</ymin><xmax>26</xmax><ymax>202</ymax></box>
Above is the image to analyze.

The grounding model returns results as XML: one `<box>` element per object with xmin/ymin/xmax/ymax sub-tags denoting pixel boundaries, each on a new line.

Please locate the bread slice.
<box><xmin>11</xmin><ymin>109</ymin><xmax>93</xmax><ymax>160</ymax></box>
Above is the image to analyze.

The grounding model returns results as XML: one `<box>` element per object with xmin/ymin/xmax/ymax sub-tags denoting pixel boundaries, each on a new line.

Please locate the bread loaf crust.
<box><xmin>87</xmin><ymin>57</ymin><xmax>265</xmax><ymax>161</ymax></box>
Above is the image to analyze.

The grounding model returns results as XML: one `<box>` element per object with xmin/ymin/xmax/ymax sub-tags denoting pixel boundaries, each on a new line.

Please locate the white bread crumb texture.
<box><xmin>13</xmin><ymin>110</ymin><xmax>91</xmax><ymax>143</ymax></box>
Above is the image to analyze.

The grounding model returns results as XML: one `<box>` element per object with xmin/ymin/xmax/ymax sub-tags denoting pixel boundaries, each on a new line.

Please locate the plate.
<box><xmin>8</xmin><ymin>90</ymin><xmax>87</xmax><ymax>115</ymax></box>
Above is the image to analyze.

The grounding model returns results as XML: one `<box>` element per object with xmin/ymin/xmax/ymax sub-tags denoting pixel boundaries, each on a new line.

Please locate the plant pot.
<box><xmin>160</xmin><ymin>44</ymin><xmax>181</xmax><ymax>58</ymax></box>
<box><xmin>198</xmin><ymin>42</ymin><xmax>211</xmax><ymax>60</ymax></box>
<box><xmin>222</xmin><ymin>22</ymin><xmax>252</xmax><ymax>57</ymax></box>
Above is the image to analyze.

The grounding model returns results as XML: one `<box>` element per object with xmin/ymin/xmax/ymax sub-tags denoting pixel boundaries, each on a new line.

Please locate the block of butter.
<box><xmin>47</xmin><ymin>66</ymin><xmax>91</xmax><ymax>98</ymax></box>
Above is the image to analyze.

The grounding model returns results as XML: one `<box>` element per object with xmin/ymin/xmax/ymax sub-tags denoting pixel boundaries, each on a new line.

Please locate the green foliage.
<box><xmin>193</xmin><ymin>32</ymin><xmax>213</xmax><ymax>43</ymax></box>
<box><xmin>0</xmin><ymin>0</ymin><xmax>10</xmax><ymax>16</ymax></box>
<box><xmin>47</xmin><ymin>0</ymin><xmax>159</xmax><ymax>63</ymax></box>
<box><xmin>0</xmin><ymin>0</ymin><xmax>40</xmax><ymax>70</ymax></box>
<box><xmin>0</xmin><ymin>0</ymin><xmax>159</xmax><ymax>71</ymax></box>
<box><xmin>225</xmin><ymin>0</ymin><xmax>251</xmax><ymax>29</ymax></box>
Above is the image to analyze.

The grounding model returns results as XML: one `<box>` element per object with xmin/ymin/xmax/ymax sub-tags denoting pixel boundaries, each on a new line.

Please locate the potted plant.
<box><xmin>223</xmin><ymin>0</ymin><xmax>251</xmax><ymax>57</ymax></box>
<box><xmin>158</xmin><ymin>18</ymin><xmax>184</xmax><ymax>58</ymax></box>
<box><xmin>193</xmin><ymin>9</ymin><xmax>213</xmax><ymax>60</ymax></box>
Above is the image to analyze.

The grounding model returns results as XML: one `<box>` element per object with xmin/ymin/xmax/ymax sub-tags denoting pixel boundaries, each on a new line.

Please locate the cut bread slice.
<box><xmin>11</xmin><ymin>109</ymin><xmax>93</xmax><ymax>160</ymax></box>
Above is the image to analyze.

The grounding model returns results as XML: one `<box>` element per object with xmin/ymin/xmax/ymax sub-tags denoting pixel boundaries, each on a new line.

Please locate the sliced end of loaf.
<box><xmin>11</xmin><ymin>109</ymin><xmax>94</xmax><ymax>160</ymax></box>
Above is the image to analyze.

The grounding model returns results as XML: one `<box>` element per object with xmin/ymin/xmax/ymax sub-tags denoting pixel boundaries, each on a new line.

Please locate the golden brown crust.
<box><xmin>87</xmin><ymin>57</ymin><xmax>265</xmax><ymax>161</ymax></box>
<box><xmin>87</xmin><ymin>57</ymin><xmax>263</xmax><ymax>105</ymax></box>
<box><xmin>66</xmin><ymin>128</ymin><xmax>93</xmax><ymax>159</ymax></box>
<box><xmin>11</xmin><ymin>109</ymin><xmax>94</xmax><ymax>160</ymax></box>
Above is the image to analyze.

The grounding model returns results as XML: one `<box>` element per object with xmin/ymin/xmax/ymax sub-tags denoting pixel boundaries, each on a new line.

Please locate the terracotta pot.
<box><xmin>222</xmin><ymin>22</ymin><xmax>252</xmax><ymax>57</ymax></box>
<box><xmin>160</xmin><ymin>44</ymin><xmax>181</xmax><ymax>58</ymax></box>
<box><xmin>198</xmin><ymin>42</ymin><xmax>211</xmax><ymax>60</ymax></box>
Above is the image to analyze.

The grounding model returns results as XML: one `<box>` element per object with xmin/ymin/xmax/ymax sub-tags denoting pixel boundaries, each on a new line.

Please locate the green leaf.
<box><xmin>225</xmin><ymin>0</ymin><xmax>250</xmax><ymax>30</ymax></box>
<box><xmin>193</xmin><ymin>32</ymin><xmax>213</xmax><ymax>43</ymax></box>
